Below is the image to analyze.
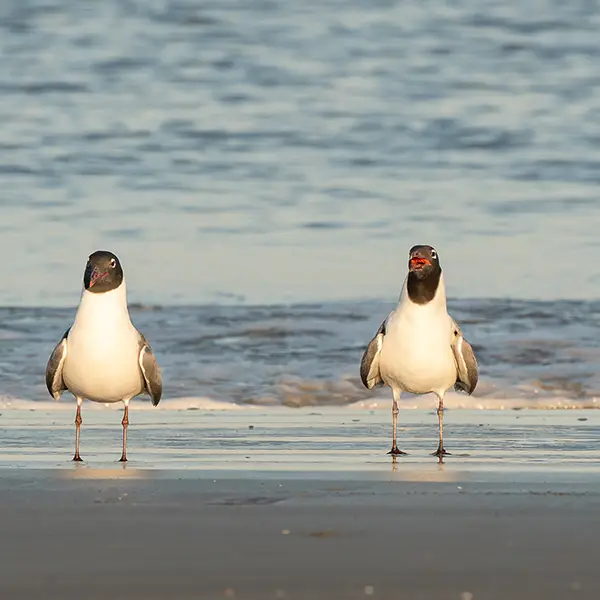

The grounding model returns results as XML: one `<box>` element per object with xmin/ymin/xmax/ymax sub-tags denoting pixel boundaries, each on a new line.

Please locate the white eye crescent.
<box><xmin>110</xmin><ymin>258</ymin><xmax>116</xmax><ymax>268</ymax></box>
<box><xmin>431</xmin><ymin>250</ymin><xmax>437</xmax><ymax>259</ymax></box>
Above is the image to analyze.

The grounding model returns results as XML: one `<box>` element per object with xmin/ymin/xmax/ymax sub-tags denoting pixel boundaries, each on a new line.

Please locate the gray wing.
<box><xmin>138</xmin><ymin>333</ymin><xmax>162</xmax><ymax>406</ymax></box>
<box><xmin>360</xmin><ymin>320</ymin><xmax>386</xmax><ymax>389</ymax></box>
<box><xmin>45</xmin><ymin>329</ymin><xmax>70</xmax><ymax>400</ymax></box>
<box><xmin>450</xmin><ymin>318</ymin><xmax>478</xmax><ymax>394</ymax></box>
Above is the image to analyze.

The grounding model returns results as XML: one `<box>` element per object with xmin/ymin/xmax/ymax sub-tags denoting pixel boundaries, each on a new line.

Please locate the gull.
<box><xmin>46</xmin><ymin>250</ymin><xmax>162</xmax><ymax>461</ymax></box>
<box><xmin>360</xmin><ymin>244</ymin><xmax>478</xmax><ymax>456</ymax></box>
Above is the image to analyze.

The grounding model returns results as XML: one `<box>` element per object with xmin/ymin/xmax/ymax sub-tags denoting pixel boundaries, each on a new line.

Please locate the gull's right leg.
<box><xmin>388</xmin><ymin>388</ymin><xmax>407</xmax><ymax>455</ymax></box>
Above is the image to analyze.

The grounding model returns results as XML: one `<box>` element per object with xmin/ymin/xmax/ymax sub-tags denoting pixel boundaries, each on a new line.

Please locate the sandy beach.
<box><xmin>0</xmin><ymin>406</ymin><xmax>599</xmax><ymax>599</ymax></box>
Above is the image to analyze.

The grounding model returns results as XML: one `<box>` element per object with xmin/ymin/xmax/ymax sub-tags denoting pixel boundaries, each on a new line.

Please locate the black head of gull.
<box><xmin>83</xmin><ymin>250</ymin><xmax>124</xmax><ymax>294</ymax></box>
<box><xmin>406</xmin><ymin>244</ymin><xmax>442</xmax><ymax>304</ymax></box>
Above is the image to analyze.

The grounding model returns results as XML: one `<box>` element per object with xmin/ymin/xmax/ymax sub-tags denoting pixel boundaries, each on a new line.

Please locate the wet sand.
<box><xmin>0</xmin><ymin>407</ymin><xmax>599</xmax><ymax>599</ymax></box>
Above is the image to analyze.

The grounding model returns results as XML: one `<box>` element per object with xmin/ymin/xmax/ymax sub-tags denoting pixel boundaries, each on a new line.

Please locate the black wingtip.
<box><xmin>454</xmin><ymin>379</ymin><xmax>477</xmax><ymax>395</ymax></box>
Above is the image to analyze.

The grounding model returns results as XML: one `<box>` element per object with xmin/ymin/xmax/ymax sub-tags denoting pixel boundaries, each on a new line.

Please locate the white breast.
<box><xmin>379</xmin><ymin>274</ymin><xmax>457</xmax><ymax>396</ymax></box>
<box><xmin>63</xmin><ymin>283</ymin><xmax>144</xmax><ymax>403</ymax></box>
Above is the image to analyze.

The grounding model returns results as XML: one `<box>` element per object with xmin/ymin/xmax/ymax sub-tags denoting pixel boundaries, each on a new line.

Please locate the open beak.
<box><xmin>409</xmin><ymin>256</ymin><xmax>431</xmax><ymax>271</ymax></box>
<box><xmin>89</xmin><ymin>268</ymin><xmax>108</xmax><ymax>288</ymax></box>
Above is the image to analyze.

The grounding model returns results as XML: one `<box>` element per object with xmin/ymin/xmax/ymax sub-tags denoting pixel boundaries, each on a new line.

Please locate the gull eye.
<box><xmin>110</xmin><ymin>258</ymin><xmax>116</xmax><ymax>268</ymax></box>
<box><xmin>431</xmin><ymin>250</ymin><xmax>437</xmax><ymax>259</ymax></box>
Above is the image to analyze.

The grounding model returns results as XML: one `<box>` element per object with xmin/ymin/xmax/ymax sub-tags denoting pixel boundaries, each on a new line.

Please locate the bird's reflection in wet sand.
<box><xmin>391</xmin><ymin>454</ymin><xmax>445</xmax><ymax>473</ymax></box>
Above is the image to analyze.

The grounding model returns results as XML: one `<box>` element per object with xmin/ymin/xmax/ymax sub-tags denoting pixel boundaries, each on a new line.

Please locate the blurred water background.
<box><xmin>2</xmin><ymin>0</ymin><xmax>600</xmax><ymax>407</ymax></box>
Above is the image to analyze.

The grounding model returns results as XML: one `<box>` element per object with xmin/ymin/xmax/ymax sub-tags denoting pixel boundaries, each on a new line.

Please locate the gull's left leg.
<box><xmin>73</xmin><ymin>397</ymin><xmax>84</xmax><ymax>462</ymax></box>
<box><xmin>119</xmin><ymin>399</ymin><xmax>130</xmax><ymax>462</ymax></box>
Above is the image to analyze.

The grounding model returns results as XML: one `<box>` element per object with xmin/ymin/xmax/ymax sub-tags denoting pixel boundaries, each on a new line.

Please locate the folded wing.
<box><xmin>138</xmin><ymin>333</ymin><xmax>162</xmax><ymax>406</ymax></box>
<box><xmin>450</xmin><ymin>318</ymin><xmax>478</xmax><ymax>394</ymax></box>
<box><xmin>45</xmin><ymin>329</ymin><xmax>70</xmax><ymax>400</ymax></box>
<box><xmin>360</xmin><ymin>320</ymin><xmax>386</xmax><ymax>389</ymax></box>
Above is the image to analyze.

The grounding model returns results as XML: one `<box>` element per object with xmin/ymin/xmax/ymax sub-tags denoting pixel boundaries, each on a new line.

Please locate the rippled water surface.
<box><xmin>2</xmin><ymin>0</ymin><xmax>600</xmax><ymax>305</ymax></box>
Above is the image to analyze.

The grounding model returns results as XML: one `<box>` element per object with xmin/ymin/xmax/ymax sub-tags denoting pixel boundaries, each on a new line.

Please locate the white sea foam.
<box><xmin>348</xmin><ymin>391</ymin><xmax>600</xmax><ymax>411</ymax></box>
<box><xmin>0</xmin><ymin>396</ymin><xmax>245</xmax><ymax>412</ymax></box>
<box><xmin>0</xmin><ymin>392</ymin><xmax>597</xmax><ymax>412</ymax></box>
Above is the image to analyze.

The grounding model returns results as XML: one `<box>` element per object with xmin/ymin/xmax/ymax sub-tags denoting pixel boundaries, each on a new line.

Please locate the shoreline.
<box><xmin>0</xmin><ymin>407</ymin><xmax>598</xmax><ymax>472</ymax></box>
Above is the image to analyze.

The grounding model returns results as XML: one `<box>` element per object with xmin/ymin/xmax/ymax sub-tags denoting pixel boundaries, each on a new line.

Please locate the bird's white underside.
<box><xmin>378</xmin><ymin>273</ymin><xmax>457</xmax><ymax>398</ymax></box>
<box><xmin>63</xmin><ymin>281</ymin><xmax>145</xmax><ymax>403</ymax></box>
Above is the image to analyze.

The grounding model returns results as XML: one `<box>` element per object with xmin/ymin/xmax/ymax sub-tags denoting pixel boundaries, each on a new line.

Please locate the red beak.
<box><xmin>89</xmin><ymin>269</ymin><xmax>108</xmax><ymax>287</ymax></box>
<box><xmin>409</xmin><ymin>256</ymin><xmax>430</xmax><ymax>271</ymax></box>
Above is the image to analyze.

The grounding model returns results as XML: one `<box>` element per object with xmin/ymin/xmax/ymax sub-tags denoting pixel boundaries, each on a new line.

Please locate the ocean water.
<box><xmin>2</xmin><ymin>0</ymin><xmax>600</xmax><ymax>305</ymax></box>
<box><xmin>1</xmin><ymin>0</ymin><xmax>600</xmax><ymax>409</ymax></box>
<box><xmin>2</xmin><ymin>299</ymin><xmax>600</xmax><ymax>408</ymax></box>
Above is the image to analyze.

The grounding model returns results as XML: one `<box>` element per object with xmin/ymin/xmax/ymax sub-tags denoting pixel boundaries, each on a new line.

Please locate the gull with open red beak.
<box><xmin>45</xmin><ymin>250</ymin><xmax>162</xmax><ymax>462</ymax></box>
<box><xmin>360</xmin><ymin>244</ymin><xmax>478</xmax><ymax>458</ymax></box>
